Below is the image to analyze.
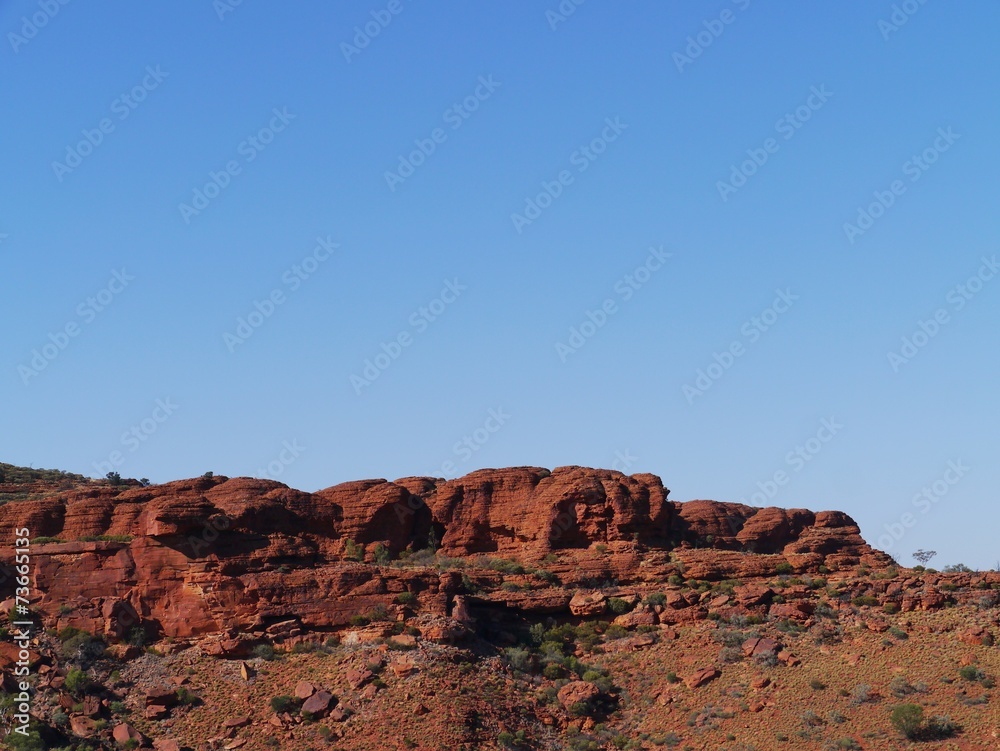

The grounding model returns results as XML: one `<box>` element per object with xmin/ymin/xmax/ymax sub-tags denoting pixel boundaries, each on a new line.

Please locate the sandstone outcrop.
<box><xmin>0</xmin><ymin>466</ymin><xmax>898</xmax><ymax>639</ymax></box>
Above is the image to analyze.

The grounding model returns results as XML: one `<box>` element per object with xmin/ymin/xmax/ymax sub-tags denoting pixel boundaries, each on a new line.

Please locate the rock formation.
<box><xmin>0</xmin><ymin>466</ymin><xmax>893</xmax><ymax>638</ymax></box>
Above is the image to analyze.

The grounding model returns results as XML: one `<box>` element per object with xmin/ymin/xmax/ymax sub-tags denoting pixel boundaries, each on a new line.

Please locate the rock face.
<box><xmin>0</xmin><ymin>466</ymin><xmax>893</xmax><ymax>639</ymax></box>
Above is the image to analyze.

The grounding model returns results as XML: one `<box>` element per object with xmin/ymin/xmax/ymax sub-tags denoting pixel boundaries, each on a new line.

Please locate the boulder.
<box><xmin>557</xmin><ymin>681</ymin><xmax>601</xmax><ymax>710</ymax></box>
<box><xmin>684</xmin><ymin>668</ymin><xmax>720</xmax><ymax>689</ymax></box>
<box><xmin>301</xmin><ymin>691</ymin><xmax>335</xmax><ymax>716</ymax></box>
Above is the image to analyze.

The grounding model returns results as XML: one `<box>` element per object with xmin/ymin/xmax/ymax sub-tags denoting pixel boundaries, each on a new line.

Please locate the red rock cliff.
<box><xmin>0</xmin><ymin>467</ymin><xmax>891</xmax><ymax>638</ymax></box>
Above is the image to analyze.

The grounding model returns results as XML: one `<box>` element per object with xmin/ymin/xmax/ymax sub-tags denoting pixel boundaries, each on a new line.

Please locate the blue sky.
<box><xmin>2</xmin><ymin>1</ymin><xmax>998</xmax><ymax>570</ymax></box>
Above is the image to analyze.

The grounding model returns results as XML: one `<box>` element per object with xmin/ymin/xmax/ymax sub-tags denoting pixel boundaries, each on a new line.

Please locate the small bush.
<box><xmin>608</xmin><ymin>598</ymin><xmax>633</xmax><ymax>615</ymax></box>
<box><xmin>719</xmin><ymin>646</ymin><xmax>742</xmax><ymax>664</ymax></box>
<box><xmin>504</xmin><ymin>647</ymin><xmax>533</xmax><ymax>673</ymax></box>
<box><xmin>890</xmin><ymin>677</ymin><xmax>915</xmax><ymax>697</ymax></box>
<box><xmin>395</xmin><ymin>591</ymin><xmax>417</xmax><ymax>605</ymax></box>
<box><xmin>890</xmin><ymin>703</ymin><xmax>923</xmax><ymax>739</ymax></box>
<box><xmin>604</xmin><ymin>624</ymin><xmax>629</xmax><ymax>641</ymax></box>
<box><xmin>775</xmin><ymin>562</ymin><xmax>794</xmax><ymax>575</ymax></box>
<box><xmin>925</xmin><ymin>714</ymin><xmax>958</xmax><ymax>738</ymax></box>
<box><xmin>958</xmin><ymin>665</ymin><xmax>985</xmax><ymax>682</ymax></box>
<box><xmin>126</xmin><ymin>626</ymin><xmax>147</xmax><ymax>647</ymax></box>
<box><xmin>65</xmin><ymin>668</ymin><xmax>91</xmax><ymax>695</ymax></box>
<box><xmin>344</xmin><ymin>537</ymin><xmax>364</xmax><ymax>562</ymax></box>
<box><xmin>542</xmin><ymin>663</ymin><xmax>564</xmax><ymax>679</ymax></box>
<box><xmin>849</xmin><ymin>684</ymin><xmax>871</xmax><ymax>706</ymax></box>
<box><xmin>252</xmin><ymin>643</ymin><xmax>276</xmax><ymax>661</ymax></box>
<box><xmin>643</xmin><ymin>592</ymin><xmax>667</xmax><ymax>607</ymax></box>
<box><xmin>270</xmin><ymin>695</ymin><xmax>299</xmax><ymax>714</ymax></box>
<box><xmin>810</xmin><ymin>679</ymin><xmax>826</xmax><ymax>691</ymax></box>
<box><xmin>373</xmin><ymin>543</ymin><xmax>392</xmax><ymax>565</ymax></box>
<box><xmin>801</xmin><ymin>709</ymin><xmax>823</xmax><ymax>727</ymax></box>
<box><xmin>486</xmin><ymin>558</ymin><xmax>525</xmax><ymax>575</ymax></box>
<box><xmin>851</xmin><ymin>595</ymin><xmax>878</xmax><ymax>607</ymax></box>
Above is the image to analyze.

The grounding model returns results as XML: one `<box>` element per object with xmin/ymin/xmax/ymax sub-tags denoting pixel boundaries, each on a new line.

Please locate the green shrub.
<box><xmin>958</xmin><ymin>665</ymin><xmax>985</xmax><ymax>682</ymax></box>
<box><xmin>373</xmin><ymin>543</ymin><xmax>392</xmax><ymax>565</ymax></box>
<box><xmin>126</xmin><ymin>626</ymin><xmax>147</xmax><ymax>647</ymax></box>
<box><xmin>348</xmin><ymin>614</ymin><xmax>370</xmax><ymax>627</ymax></box>
<box><xmin>643</xmin><ymin>592</ymin><xmax>667</xmax><ymax>607</ymax></box>
<box><xmin>503</xmin><ymin>647</ymin><xmax>533</xmax><ymax>673</ymax></box>
<box><xmin>604</xmin><ymin>624</ymin><xmax>629</xmax><ymax>640</ymax></box>
<box><xmin>925</xmin><ymin>714</ymin><xmax>958</xmax><ymax>738</ymax></box>
<box><xmin>775</xmin><ymin>562</ymin><xmax>794</xmax><ymax>575</ymax></box>
<box><xmin>395</xmin><ymin>591</ymin><xmax>417</xmax><ymax>605</ymax></box>
<box><xmin>542</xmin><ymin>663</ymin><xmax>564</xmax><ymax>679</ymax></box>
<box><xmin>270</xmin><ymin>695</ymin><xmax>299</xmax><ymax>714</ymax></box>
<box><xmin>608</xmin><ymin>598</ymin><xmax>633</xmax><ymax>615</ymax></box>
<box><xmin>65</xmin><ymin>668</ymin><xmax>90</xmax><ymax>695</ymax></box>
<box><xmin>890</xmin><ymin>703</ymin><xmax>924</xmax><ymax>739</ymax></box>
<box><xmin>486</xmin><ymin>558</ymin><xmax>526</xmax><ymax>575</ymax></box>
<box><xmin>252</xmin><ymin>643</ymin><xmax>276</xmax><ymax>661</ymax></box>
<box><xmin>344</xmin><ymin>538</ymin><xmax>363</xmax><ymax>562</ymax></box>
<box><xmin>851</xmin><ymin>595</ymin><xmax>878</xmax><ymax>607</ymax></box>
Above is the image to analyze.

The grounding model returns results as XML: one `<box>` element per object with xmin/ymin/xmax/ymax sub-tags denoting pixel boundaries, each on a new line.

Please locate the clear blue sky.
<box><xmin>3</xmin><ymin>2</ymin><xmax>998</xmax><ymax>570</ymax></box>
